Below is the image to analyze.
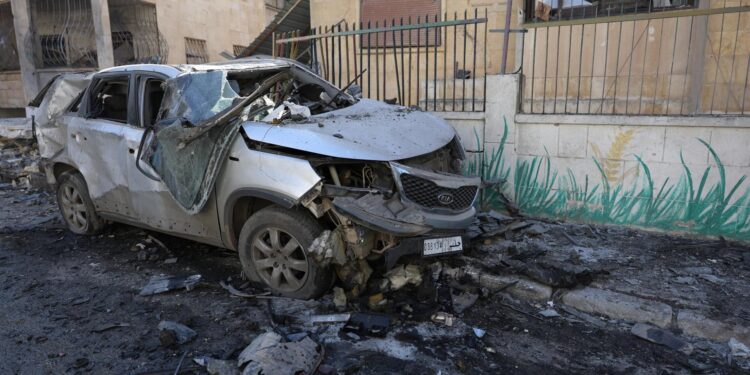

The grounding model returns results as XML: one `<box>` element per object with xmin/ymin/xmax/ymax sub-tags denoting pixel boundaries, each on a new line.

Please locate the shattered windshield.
<box><xmin>159</xmin><ymin>70</ymin><xmax>239</xmax><ymax>125</ymax></box>
<box><xmin>157</xmin><ymin>65</ymin><xmax>356</xmax><ymax>128</ymax></box>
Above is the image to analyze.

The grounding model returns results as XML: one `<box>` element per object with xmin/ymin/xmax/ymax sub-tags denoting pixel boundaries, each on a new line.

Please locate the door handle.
<box><xmin>128</xmin><ymin>148</ymin><xmax>135</xmax><ymax>154</ymax></box>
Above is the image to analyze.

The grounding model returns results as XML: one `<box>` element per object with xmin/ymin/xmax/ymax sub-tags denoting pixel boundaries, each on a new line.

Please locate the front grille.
<box><xmin>400</xmin><ymin>174</ymin><xmax>478</xmax><ymax>210</ymax></box>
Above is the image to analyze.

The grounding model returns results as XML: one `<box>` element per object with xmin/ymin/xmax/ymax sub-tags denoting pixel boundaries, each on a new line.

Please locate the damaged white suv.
<box><xmin>32</xmin><ymin>57</ymin><xmax>480</xmax><ymax>299</ymax></box>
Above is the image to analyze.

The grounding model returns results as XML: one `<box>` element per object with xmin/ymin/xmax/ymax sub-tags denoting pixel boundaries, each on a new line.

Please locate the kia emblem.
<box><xmin>437</xmin><ymin>192</ymin><xmax>454</xmax><ymax>205</ymax></box>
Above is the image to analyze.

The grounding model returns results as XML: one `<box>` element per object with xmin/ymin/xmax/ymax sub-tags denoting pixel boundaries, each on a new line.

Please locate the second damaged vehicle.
<box><xmin>33</xmin><ymin>57</ymin><xmax>480</xmax><ymax>298</ymax></box>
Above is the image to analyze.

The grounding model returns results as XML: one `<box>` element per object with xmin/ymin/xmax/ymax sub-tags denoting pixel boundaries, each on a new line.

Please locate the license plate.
<box><xmin>423</xmin><ymin>236</ymin><xmax>463</xmax><ymax>256</ymax></box>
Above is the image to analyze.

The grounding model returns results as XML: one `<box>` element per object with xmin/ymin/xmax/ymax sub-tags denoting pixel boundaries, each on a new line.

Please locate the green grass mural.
<box><xmin>466</xmin><ymin>119</ymin><xmax>750</xmax><ymax>241</ymax></box>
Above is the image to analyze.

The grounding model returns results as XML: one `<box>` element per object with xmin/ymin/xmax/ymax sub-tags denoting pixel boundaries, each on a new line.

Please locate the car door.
<box><xmin>66</xmin><ymin>72</ymin><xmax>136</xmax><ymax>219</ymax></box>
<box><xmin>124</xmin><ymin>73</ymin><xmax>223</xmax><ymax>245</ymax></box>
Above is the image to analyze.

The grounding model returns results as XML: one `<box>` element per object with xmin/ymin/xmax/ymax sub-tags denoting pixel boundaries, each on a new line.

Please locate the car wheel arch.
<box><xmin>224</xmin><ymin>189</ymin><xmax>299</xmax><ymax>250</ymax></box>
<box><xmin>52</xmin><ymin>162</ymin><xmax>78</xmax><ymax>182</ymax></box>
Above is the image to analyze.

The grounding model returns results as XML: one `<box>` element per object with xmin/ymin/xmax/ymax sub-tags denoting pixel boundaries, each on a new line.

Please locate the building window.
<box><xmin>185</xmin><ymin>37</ymin><xmax>208</xmax><ymax>64</ymax></box>
<box><xmin>39</xmin><ymin>34</ymin><xmax>67</xmax><ymax>67</ymax></box>
<box><xmin>359</xmin><ymin>0</ymin><xmax>441</xmax><ymax>48</ymax></box>
<box><xmin>30</xmin><ymin>0</ymin><xmax>97</xmax><ymax>68</ymax></box>
<box><xmin>527</xmin><ymin>0</ymin><xmax>696</xmax><ymax>22</ymax></box>
<box><xmin>109</xmin><ymin>0</ymin><xmax>168</xmax><ymax>65</ymax></box>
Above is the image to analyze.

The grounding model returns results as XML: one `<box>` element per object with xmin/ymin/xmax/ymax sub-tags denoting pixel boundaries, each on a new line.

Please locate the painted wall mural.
<box><xmin>466</xmin><ymin>119</ymin><xmax>750</xmax><ymax>241</ymax></box>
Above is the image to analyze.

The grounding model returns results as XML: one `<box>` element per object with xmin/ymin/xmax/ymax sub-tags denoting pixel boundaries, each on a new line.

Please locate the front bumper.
<box><xmin>331</xmin><ymin>193</ymin><xmax>477</xmax><ymax>237</ymax></box>
<box><xmin>383</xmin><ymin>232</ymin><xmax>470</xmax><ymax>269</ymax></box>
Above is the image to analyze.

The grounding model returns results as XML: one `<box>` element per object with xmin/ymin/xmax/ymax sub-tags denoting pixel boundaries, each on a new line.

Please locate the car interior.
<box><xmin>90</xmin><ymin>78</ymin><xmax>129</xmax><ymax>123</ymax></box>
<box><xmin>141</xmin><ymin>78</ymin><xmax>165</xmax><ymax>127</ymax></box>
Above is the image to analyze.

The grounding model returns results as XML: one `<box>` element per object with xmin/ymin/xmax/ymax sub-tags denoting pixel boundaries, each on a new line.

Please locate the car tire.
<box><xmin>56</xmin><ymin>171</ymin><xmax>105</xmax><ymax>235</ymax></box>
<box><xmin>237</xmin><ymin>206</ymin><xmax>333</xmax><ymax>299</ymax></box>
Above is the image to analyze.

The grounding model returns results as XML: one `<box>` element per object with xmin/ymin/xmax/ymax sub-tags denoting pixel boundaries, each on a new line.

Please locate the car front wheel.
<box><xmin>237</xmin><ymin>206</ymin><xmax>333</xmax><ymax>299</ymax></box>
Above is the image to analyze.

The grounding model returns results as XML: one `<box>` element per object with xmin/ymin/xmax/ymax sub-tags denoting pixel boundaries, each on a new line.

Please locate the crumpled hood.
<box><xmin>241</xmin><ymin>99</ymin><xmax>456</xmax><ymax>161</ymax></box>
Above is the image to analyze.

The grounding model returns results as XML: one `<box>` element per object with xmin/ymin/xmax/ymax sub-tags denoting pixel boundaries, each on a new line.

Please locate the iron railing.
<box><xmin>109</xmin><ymin>0</ymin><xmax>168</xmax><ymax>65</ymax></box>
<box><xmin>29</xmin><ymin>0</ymin><xmax>97</xmax><ymax>68</ymax></box>
<box><xmin>273</xmin><ymin>10</ymin><xmax>489</xmax><ymax>112</ymax></box>
<box><xmin>522</xmin><ymin>2</ymin><xmax>750</xmax><ymax>116</ymax></box>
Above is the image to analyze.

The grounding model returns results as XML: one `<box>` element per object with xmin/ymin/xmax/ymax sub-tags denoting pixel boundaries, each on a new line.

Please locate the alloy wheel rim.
<box><xmin>250</xmin><ymin>227</ymin><xmax>309</xmax><ymax>292</ymax></box>
<box><xmin>60</xmin><ymin>183</ymin><xmax>87</xmax><ymax>231</ymax></box>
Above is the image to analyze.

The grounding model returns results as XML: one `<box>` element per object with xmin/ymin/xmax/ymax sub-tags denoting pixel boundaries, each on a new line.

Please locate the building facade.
<box><xmin>0</xmin><ymin>0</ymin><xmax>273</xmax><ymax>115</ymax></box>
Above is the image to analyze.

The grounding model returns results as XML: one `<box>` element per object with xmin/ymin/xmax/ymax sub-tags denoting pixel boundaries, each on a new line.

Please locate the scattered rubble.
<box><xmin>343</xmin><ymin>312</ymin><xmax>391</xmax><ymax>337</ymax></box>
<box><xmin>333</xmin><ymin>287</ymin><xmax>347</xmax><ymax>311</ymax></box>
<box><xmin>2</xmin><ymin>177</ymin><xmax>750</xmax><ymax>373</ymax></box>
<box><xmin>311</xmin><ymin>314</ymin><xmax>351</xmax><ymax>324</ymax></box>
<box><xmin>631</xmin><ymin>323</ymin><xmax>693</xmax><ymax>354</ymax></box>
<box><xmin>0</xmin><ymin>137</ymin><xmax>45</xmax><ymax>190</ymax></box>
<box><xmin>158</xmin><ymin>321</ymin><xmax>197</xmax><ymax>346</ymax></box>
<box><xmin>383</xmin><ymin>264</ymin><xmax>422</xmax><ymax>290</ymax></box>
<box><xmin>431</xmin><ymin>312</ymin><xmax>456</xmax><ymax>327</ymax></box>
<box><xmin>539</xmin><ymin>309</ymin><xmax>560</xmax><ymax>318</ymax></box>
<box><xmin>729</xmin><ymin>338</ymin><xmax>750</xmax><ymax>358</ymax></box>
<box><xmin>238</xmin><ymin>332</ymin><xmax>321</xmax><ymax>375</ymax></box>
<box><xmin>472</xmin><ymin>328</ymin><xmax>486</xmax><ymax>338</ymax></box>
<box><xmin>138</xmin><ymin>274</ymin><xmax>201</xmax><ymax>296</ymax></box>
<box><xmin>451</xmin><ymin>290</ymin><xmax>478</xmax><ymax>314</ymax></box>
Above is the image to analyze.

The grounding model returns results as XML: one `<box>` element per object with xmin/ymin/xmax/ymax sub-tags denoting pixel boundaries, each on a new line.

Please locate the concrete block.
<box><xmin>485</xmin><ymin>74</ymin><xmax>519</xmax><ymax>145</ymax></box>
<box><xmin>476</xmin><ymin>273</ymin><xmax>553</xmax><ymax>302</ymax></box>
<box><xmin>558</xmin><ymin>125</ymin><xmax>588</xmax><ymax>158</ymax></box>
<box><xmin>562</xmin><ymin>287</ymin><xmax>673</xmax><ymax>328</ymax></box>
<box><xmin>517</xmin><ymin>123</ymin><xmax>558</xmax><ymax>156</ymax></box>
<box><xmin>708</xmin><ymin>128</ymin><xmax>750</xmax><ymax>167</ymax></box>
<box><xmin>437</xmin><ymin>115</ymin><xmax>485</xmax><ymax>152</ymax></box>
<box><xmin>677</xmin><ymin>310</ymin><xmax>750</xmax><ymax>346</ymax></box>
<box><xmin>663</xmin><ymin>127</ymin><xmax>711</xmax><ymax>165</ymax></box>
<box><xmin>449</xmin><ymin>266</ymin><xmax>552</xmax><ymax>302</ymax></box>
<box><xmin>586</xmin><ymin>125</ymin><xmax>664</xmax><ymax>163</ymax></box>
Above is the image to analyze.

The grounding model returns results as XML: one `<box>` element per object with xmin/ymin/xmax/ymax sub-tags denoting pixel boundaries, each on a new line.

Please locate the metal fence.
<box><xmin>522</xmin><ymin>1</ymin><xmax>750</xmax><ymax>116</ymax></box>
<box><xmin>274</xmin><ymin>10</ymin><xmax>488</xmax><ymax>112</ymax></box>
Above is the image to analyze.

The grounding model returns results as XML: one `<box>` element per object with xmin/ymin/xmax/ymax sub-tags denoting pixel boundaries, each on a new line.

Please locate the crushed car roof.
<box><xmin>97</xmin><ymin>56</ymin><xmax>296</xmax><ymax>77</ymax></box>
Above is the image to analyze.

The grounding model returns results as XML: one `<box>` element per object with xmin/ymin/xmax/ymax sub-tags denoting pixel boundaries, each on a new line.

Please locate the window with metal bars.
<box><xmin>30</xmin><ymin>0</ymin><xmax>97</xmax><ymax>68</ymax></box>
<box><xmin>185</xmin><ymin>37</ymin><xmax>208</xmax><ymax>64</ymax></box>
<box><xmin>525</xmin><ymin>0</ymin><xmax>696</xmax><ymax>22</ymax></box>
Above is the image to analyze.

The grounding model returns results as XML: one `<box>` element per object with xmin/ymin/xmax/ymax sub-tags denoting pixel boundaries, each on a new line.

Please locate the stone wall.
<box><xmin>0</xmin><ymin>71</ymin><xmax>25</xmax><ymax>110</ymax></box>
<box><xmin>440</xmin><ymin>73</ymin><xmax>750</xmax><ymax>241</ymax></box>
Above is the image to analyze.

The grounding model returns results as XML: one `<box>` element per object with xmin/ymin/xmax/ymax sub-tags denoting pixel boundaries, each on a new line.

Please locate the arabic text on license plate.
<box><xmin>423</xmin><ymin>236</ymin><xmax>463</xmax><ymax>256</ymax></box>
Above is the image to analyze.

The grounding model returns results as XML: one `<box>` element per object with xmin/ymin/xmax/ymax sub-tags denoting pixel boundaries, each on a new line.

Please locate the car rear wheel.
<box><xmin>237</xmin><ymin>206</ymin><xmax>333</xmax><ymax>299</ymax></box>
<box><xmin>56</xmin><ymin>171</ymin><xmax>105</xmax><ymax>235</ymax></box>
